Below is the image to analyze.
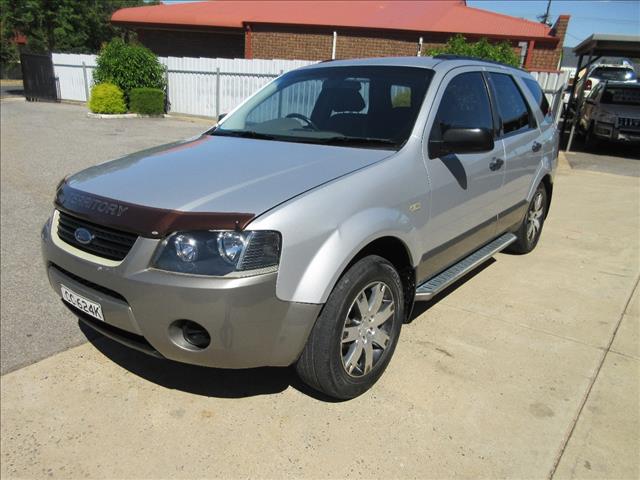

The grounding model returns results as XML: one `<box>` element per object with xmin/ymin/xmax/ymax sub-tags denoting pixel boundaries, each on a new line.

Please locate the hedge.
<box><xmin>93</xmin><ymin>38</ymin><xmax>165</xmax><ymax>97</ymax></box>
<box><xmin>88</xmin><ymin>83</ymin><xmax>126</xmax><ymax>114</ymax></box>
<box><xmin>129</xmin><ymin>88</ymin><xmax>165</xmax><ymax>115</ymax></box>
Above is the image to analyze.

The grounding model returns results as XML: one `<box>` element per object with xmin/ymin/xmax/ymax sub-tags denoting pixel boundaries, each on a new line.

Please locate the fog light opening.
<box><xmin>179</xmin><ymin>320</ymin><xmax>211</xmax><ymax>349</ymax></box>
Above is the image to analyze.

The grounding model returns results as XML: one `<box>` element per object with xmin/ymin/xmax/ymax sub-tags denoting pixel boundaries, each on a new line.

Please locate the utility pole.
<box><xmin>538</xmin><ymin>0</ymin><xmax>552</xmax><ymax>25</ymax></box>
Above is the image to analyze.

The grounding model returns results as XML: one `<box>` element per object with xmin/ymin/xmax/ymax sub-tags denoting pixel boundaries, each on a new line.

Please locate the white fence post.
<box><xmin>215</xmin><ymin>67</ymin><xmax>220</xmax><ymax>119</ymax></box>
<box><xmin>81</xmin><ymin>61</ymin><xmax>89</xmax><ymax>101</ymax></box>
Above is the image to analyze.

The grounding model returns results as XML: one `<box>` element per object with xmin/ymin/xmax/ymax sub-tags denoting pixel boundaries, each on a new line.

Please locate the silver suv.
<box><xmin>42</xmin><ymin>56</ymin><xmax>558</xmax><ymax>399</ymax></box>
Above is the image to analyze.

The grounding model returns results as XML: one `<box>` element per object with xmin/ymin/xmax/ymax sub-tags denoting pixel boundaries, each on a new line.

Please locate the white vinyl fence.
<box><xmin>53</xmin><ymin>52</ymin><xmax>569</xmax><ymax>121</ymax></box>
<box><xmin>529</xmin><ymin>70</ymin><xmax>571</xmax><ymax>122</ymax></box>
<box><xmin>52</xmin><ymin>53</ymin><xmax>316</xmax><ymax>117</ymax></box>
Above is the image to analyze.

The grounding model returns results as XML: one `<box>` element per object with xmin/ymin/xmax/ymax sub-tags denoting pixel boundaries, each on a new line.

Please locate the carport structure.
<box><xmin>563</xmin><ymin>33</ymin><xmax>640</xmax><ymax>151</ymax></box>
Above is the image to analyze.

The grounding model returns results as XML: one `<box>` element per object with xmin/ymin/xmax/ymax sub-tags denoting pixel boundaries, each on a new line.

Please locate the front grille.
<box><xmin>50</xmin><ymin>263</ymin><xmax>127</xmax><ymax>303</ymax></box>
<box><xmin>57</xmin><ymin>211</ymin><xmax>137</xmax><ymax>261</ymax></box>
<box><xmin>618</xmin><ymin>117</ymin><xmax>640</xmax><ymax>129</ymax></box>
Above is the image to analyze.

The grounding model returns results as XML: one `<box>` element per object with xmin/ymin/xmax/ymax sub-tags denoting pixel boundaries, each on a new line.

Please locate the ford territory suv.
<box><xmin>42</xmin><ymin>56</ymin><xmax>558</xmax><ymax>399</ymax></box>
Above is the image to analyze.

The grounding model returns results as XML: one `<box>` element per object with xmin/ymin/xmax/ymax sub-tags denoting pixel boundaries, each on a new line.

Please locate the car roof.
<box><xmin>297</xmin><ymin>55</ymin><xmax>528</xmax><ymax>76</ymax></box>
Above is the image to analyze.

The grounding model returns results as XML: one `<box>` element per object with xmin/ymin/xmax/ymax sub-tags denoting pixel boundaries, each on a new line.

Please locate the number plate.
<box><xmin>61</xmin><ymin>285</ymin><xmax>104</xmax><ymax>321</ymax></box>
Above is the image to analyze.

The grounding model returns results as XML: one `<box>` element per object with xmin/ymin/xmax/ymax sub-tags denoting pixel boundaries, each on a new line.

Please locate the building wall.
<box><xmin>129</xmin><ymin>15</ymin><xmax>569</xmax><ymax>71</ymax></box>
<box><xmin>248</xmin><ymin>23</ymin><xmax>567</xmax><ymax>71</ymax></box>
<box><xmin>250</xmin><ymin>25</ymin><xmax>429</xmax><ymax>60</ymax></box>
<box><xmin>527</xmin><ymin>15</ymin><xmax>570</xmax><ymax>71</ymax></box>
<box><xmin>135</xmin><ymin>28</ymin><xmax>245</xmax><ymax>59</ymax></box>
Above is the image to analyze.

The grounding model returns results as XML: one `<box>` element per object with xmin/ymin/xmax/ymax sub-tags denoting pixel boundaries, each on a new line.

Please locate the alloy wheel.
<box><xmin>340</xmin><ymin>281</ymin><xmax>395</xmax><ymax>377</ymax></box>
<box><xmin>526</xmin><ymin>191</ymin><xmax>545</xmax><ymax>243</ymax></box>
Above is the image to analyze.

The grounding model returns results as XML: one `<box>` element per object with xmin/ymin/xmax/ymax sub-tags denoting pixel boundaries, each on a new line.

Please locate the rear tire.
<box><xmin>507</xmin><ymin>183</ymin><xmax>548</xmax><ymax>254</ymax></box>
<box><xmin>296</xmin><ymin>255</ymin><xmax>404</xmax><ymax>400</ymax></box>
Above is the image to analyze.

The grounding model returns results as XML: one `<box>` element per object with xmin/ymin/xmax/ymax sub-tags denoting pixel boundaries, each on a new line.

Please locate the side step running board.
<box><xmin>414</xmin><ymin>232</ymin><xmax>517</xmax><ymax>302</ymax></box>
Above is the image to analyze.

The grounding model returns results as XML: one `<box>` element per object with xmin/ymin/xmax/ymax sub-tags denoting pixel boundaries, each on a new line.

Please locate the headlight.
<box><xmin>153</xmin><ymin>230</ymin><xmax>281</xmax><ymax>276</ymax></box>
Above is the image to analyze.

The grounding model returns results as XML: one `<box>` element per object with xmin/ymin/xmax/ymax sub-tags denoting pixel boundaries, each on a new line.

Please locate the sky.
<box><xmin>160</xmin><ymin>0</ymin><xmax>640</xmax><ymax>47</ymax></box>
<box><xmin>467</xmin><ymin>0</ymin><xmax>640</xmax><ymax>47</ymax></box>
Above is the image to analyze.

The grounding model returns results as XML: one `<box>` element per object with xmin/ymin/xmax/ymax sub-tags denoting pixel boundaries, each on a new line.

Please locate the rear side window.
<box><xmin>430</xmin><ymin>72</ymin><xmax>494</xmax><ymax>142</ymax></box>
<box><xmin>522</xmin><ymin>77</ymin><xmax>551</xmax><ymax>118</ymax></box>
<box><xmin>591</xmin><ymin>67</ymin><xmax>636</xmax><ymax>81</ymax></box>
<box><xmin>487</xmin><ymin>73</ymin><xmax>534</xmax><ymax>136</ymax></box>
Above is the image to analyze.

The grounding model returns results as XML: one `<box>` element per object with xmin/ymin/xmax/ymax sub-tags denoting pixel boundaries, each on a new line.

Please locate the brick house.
<box><xmin>111</xmin><ymin>0</ymin><xmax>570</xmax><ymax>71</ymax></box>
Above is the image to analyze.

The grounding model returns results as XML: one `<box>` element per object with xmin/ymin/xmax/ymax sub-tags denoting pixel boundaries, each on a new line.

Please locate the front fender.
<box><xmin>288</xmin><ymin>207</ymin><xmax>416</xmax><ymax>304</ymax></box>
<box><xmin>247</xmin><ymin>140</ymin><xmax>430</xmax><ymax>305</ymax></box>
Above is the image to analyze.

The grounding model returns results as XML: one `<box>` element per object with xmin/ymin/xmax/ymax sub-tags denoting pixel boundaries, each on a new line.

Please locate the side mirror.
<box><xmin>218</xmin><ymin>113</ymin><xmax>227</xmax><ymax>122</ymax></box>
<box><xmin>429</xmin><ymin>128</ymin><xmax>494</xmax><ymax>159</ymax></box>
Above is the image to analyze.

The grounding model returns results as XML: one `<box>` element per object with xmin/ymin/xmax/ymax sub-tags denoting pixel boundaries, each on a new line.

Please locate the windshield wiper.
<box><xmin>211</xmin><ymin>129</ymin><xmax>277</xmax><ymax>140</ymax></box>
<box><xmin>321</xmin><ymin>136</ymin><xmax>399</xmax><ymax>148</ymax></box>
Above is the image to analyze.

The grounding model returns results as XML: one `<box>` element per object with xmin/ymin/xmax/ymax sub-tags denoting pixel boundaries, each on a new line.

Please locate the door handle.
<box><xmin>532</xmin><ymin>141</ymin><xmax>542</xmax><ymax>152</ymax></box>
<box><xmin>489</xmin><ymin>158</ymin><xmax>504</xmax><ymax>171</ymax></box>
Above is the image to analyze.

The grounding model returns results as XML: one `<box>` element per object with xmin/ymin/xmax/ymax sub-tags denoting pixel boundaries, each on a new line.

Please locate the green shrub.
<box><xmin>93</xmin><ymin>38</ymin><xmax>165</xmax><ymax>98</ymax></box>
<box><xmin>88</xmin><ymin>83</ymin><xmax>126</xmax><ymax>114</ymax></box>
<box><xmin>426</xmin><ymin>34</ymin><xmax>520</xmax><ymax>67</ymax></box>
<box><xmin>129</xmin><ymin>87</ymin><xmax>165</xmax><ymax>115</ymax></box>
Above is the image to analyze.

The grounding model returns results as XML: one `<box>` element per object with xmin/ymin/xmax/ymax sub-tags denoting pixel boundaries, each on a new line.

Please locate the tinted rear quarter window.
<box><xmin>522</xmin><ymin>77</ymin><xmax>550</xmax><ymax>118</ymax></box>
<box><xmin>487</xmin><ymin>73</ymin><xmax>534</xmax><ymax>136</ymax></box>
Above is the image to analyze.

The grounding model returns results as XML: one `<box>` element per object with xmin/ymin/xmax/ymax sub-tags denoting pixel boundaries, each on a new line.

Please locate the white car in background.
<box><xmin>575</xmin><ymin>64</ymin><xmax>637</xmax><ymax>99</ymax></box>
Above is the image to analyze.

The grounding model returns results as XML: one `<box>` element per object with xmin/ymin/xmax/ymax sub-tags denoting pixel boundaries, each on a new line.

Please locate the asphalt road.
<box><xmin>0</xmin><ymin>81</ymin><xmax>24</xmax><ymax>98</ymax></box>
<box><xmin>563</xmin><ymin>133</ymin><xmax>640</xmax><ymax>177</ymax></box>
<box><xmin>0</xmin><ymin>100</ymin><xmax>205</xmax><ymax>374</ymax></box>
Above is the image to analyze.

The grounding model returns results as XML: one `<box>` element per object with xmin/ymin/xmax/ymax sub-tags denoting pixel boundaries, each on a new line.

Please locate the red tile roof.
<box><xmin>112</xmin><ymin>0</ymin><xmax>557</xmax><ymax>42</ymax></box>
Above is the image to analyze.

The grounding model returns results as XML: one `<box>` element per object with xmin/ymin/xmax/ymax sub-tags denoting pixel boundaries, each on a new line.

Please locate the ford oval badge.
<box><xmin>74</xmin><ymin>227</ymin><xmax>94</xmax><ymax>245</ymax></box>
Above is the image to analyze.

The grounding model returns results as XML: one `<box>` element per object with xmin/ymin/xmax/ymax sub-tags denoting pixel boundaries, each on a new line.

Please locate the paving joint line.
<box><xmin>547</xmin><ymin>274</ymin><xmax>640</xmax><ymax>479</ymax></box>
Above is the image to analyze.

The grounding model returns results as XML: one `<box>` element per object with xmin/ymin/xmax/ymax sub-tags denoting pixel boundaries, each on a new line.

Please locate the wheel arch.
<box><xmin>339</xmin><ymin>236</ymin><xmax>416</xmax><ymax>322</ymax></box>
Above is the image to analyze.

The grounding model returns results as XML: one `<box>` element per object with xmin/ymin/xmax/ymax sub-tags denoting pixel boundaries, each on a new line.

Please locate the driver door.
<box><xmin>418</xmin><ymin>69</ymin><xmax>504</xmax><ymax>281</ymax></box>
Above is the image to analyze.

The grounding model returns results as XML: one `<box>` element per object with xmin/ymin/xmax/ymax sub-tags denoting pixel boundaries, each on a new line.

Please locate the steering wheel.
<box><xmin>286</xmin><ymin>113</ymin><xmax>319</xmax><ymax>130</ymax></box>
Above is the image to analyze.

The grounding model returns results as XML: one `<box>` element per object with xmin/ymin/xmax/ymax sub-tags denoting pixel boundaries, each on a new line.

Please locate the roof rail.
<box><xmin>433</xmin><ymin>54</ymin><xmax>526</xmax><ymax>71</ymax></box>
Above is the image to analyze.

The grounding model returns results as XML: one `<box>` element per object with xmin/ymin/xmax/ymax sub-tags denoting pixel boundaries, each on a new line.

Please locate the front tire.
<box><xmin>507</xmin><ymin>183</ymin><xmax>548</xmax><ymax>254</ymax></box>
<box><xmin>296</xmin><ymin>255</ymin><xmax>404</xmax><ymax>400</ymax></box>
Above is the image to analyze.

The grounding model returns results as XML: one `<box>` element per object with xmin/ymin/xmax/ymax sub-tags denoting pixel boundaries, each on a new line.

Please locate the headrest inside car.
<box><xmin>325</xmin><ymin>81</ymin><xmax>366</xmax><ymax>113</ymax></box>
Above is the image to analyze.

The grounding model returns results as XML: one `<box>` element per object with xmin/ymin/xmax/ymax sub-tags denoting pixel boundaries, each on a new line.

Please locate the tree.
<box><xmin>426</xmin><ymin>34</ymin><xmax>520</xmax><ymax>67</ymax></box>
<box><xmin>1</xmin><ymin>11</ymin><xmax>20</xmax><ymax>66</ymax></box>
<box><xmin>0</xmin><ymin>0</ymin><xmax>154</xmax><ymax>54</ymax></box>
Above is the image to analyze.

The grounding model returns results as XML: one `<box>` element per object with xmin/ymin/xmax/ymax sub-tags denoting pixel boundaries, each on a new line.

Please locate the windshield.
<box><xmin>601</xmin><ymin>86</ymin><xmax>640</xmax><ymax>106</ymax></box>
<box><xmin>212</xmin><ymin>66</ymin><xmax>434</xmax><ymax>149</ymax></box>
<box><xmin>591</xmin><ymin>67</ymin><xmax>637</xmax><ymax>81</ymax></box>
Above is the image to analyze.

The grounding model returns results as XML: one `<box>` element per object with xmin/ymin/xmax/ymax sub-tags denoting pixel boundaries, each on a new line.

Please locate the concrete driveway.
<box><xmin>0</xmin><ymin>100</ymin><xmax>205</xmax><ymax>374</ymax></box>
<box><xmin>1</xmin><ymin>101</ymin><xmax>638</xmax><ymax>479</ymax></box>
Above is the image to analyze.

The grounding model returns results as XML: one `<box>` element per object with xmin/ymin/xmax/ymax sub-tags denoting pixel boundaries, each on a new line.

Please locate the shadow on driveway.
<box><xmin>561</xmin><ymin>132</ymin><xmax>640</xmax><ymax>177</ymax></box>
<box><xmin>79</xmin><ymin>258</ymin><xmax>499</xmax><ymax>402</ymax></box>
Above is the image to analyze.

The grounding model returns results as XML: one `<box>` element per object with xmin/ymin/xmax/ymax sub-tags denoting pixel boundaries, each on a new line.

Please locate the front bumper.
<box><xmin>41</xmin><ymin>215</ymin><xmax>321</xmax><ymax>368</ymax></box>
<box><xmin>593</xmin><ymin>122</ymin><xmax>640</xmax><ymax>142</ymax></box>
